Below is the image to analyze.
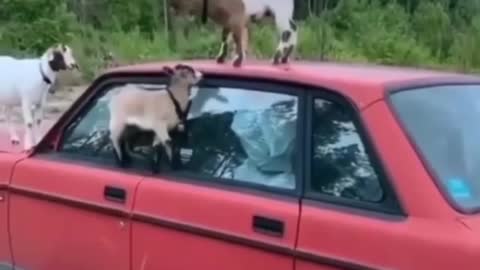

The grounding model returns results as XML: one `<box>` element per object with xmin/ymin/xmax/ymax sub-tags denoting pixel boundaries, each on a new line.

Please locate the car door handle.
<box><xmin>252</xmin><ymin>215</ymin><xmax>284</xmax><ymax>237</ymax></box>
<box><xmin>104</xmin><ymin>185</ymin><xmax>126</xmax><ymax>203</ymax></box>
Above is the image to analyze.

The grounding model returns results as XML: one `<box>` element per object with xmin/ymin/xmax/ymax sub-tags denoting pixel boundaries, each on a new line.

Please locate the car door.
<box><xmin>296</xmin><ymin>93</ymin><xmax>405</xmax><ymax>270</ymax></box>
<box><xmin>0</xmin><ymin>153</ymin><xmax>21</xmax><ymax>270</ymax></box>
<box><xmin>7</xmin><ymin>80</ymin><xmax>143</xmax><ymax>270</ymax></box>
<box><xmin>131</xmin><ymin>78</ymin><xmax>303</xmax><ymax>270</ymax></box>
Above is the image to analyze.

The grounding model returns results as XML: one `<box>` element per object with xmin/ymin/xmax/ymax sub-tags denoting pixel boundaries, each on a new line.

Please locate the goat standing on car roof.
<box><xmin>0</xmin><ymin>44</ymin><xmax>79</xmax><ymax>151</ymax></box>
<box><xmin>168</xmin><ymin>0</ymin><xmax>298</xmax><ymax>67</ymax></box>
<box><xmin>108</xmin><ymin>64</ymin><xmax>203</xmax><ymax>172</ymax></box>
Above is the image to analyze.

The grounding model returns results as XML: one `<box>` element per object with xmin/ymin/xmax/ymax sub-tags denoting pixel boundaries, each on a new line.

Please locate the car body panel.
<box><xmin>132</xmin><ymin>177</ymin><xmax>299</xmax><ymax>270</ymax></box>
<box><xmin>8</xmin><ymin>156</ymin><xmax>141</xmax><ymax>270</ymax></box>
<box><xmin>297</xmin><ymin>202</ymin><xmax>479</xmax><ymax>270</ymax></box>
<box><xmin>0</xmin><ymin>152</ymin><xmax>25</xmax><ymax>270</ymax></box>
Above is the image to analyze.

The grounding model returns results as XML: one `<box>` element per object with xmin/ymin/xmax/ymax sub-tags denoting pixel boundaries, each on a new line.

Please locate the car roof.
<box><xmin>106</xmin><ymin>59</ymin><xmax>480</xmax><ymax>108</ymax></box>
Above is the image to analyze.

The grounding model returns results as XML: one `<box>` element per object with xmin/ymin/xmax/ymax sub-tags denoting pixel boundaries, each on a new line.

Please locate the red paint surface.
<box><xmin>0</xmin><ymin>153</ymin><xmax>25</xmax><ymax>268</ymax></box>
<box><xmin>132</xmin><ymin>176</ymin><xmax>298</xmax><ymax>270</ymax></box>
<box><xmin>297</xmin><ymin>203</ymin><xmax>478</xmax><ymax>269</ymax></box>
<box><xmin>0</xmin><ymin>60</ymin><xmax>478</xmax><ymax>269</ymax></box>
<box><xmin>8</xmin><ymin>157</ymin><xmax>141</xmax><ymax>270</ymax></box>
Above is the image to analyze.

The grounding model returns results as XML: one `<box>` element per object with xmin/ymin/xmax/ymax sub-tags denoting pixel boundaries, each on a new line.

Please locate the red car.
<box><xmin>1</xmin><ymin>59</ymin><xmax>480</xmax><ymax>270</ymax></box>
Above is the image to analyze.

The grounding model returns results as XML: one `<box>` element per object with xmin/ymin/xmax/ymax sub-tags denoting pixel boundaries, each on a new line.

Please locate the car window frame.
<box><xmin>304</xmin><ymin>90</ymin><xmax>405</xmax><ymax>216</ymax></box>
<box><xmin>35</xmin><ymin>73</ymin><xmax>307</xmax><ymax>198</ymax></box>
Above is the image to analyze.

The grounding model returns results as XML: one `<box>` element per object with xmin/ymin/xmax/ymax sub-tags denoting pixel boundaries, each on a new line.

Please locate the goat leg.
<box><xmin>231</xmin><ymin>24</ymin><xmax>245</xmax><ymax>68</ymax></box>
<box><xmin>112</xmin><ymin>137</ymin><xmax>132</xmax><ymax>168</ymax></box>
<box><xmin>109</xmin><ymin>122</ymin><xmax>131</xmax><ymax>168</ymax></box>
<box><xmin>242</xmin><ymin>26</ymin><xmax>249</xmax><ymax>58</ymax></box>
<box><xmin>216</xmin><ymin>28</ymin><xmax>230</xmax><ymax>64</ymax></box>
<box><xmin>167</xmin><ymin>123</ymin><xmax>189</xmax><ymax>171</ymax></box>
<box><xmin>21</xmin><ymin>98</ymin><xmax>35</xmax><ymax>151</ymax></box>
<box><xmin>120</xmin><ymin>138</ymin><xmax>132</xmax><ymax>166</ymax></box>
<box><xmin>170</xmin><ymin>144</ymin><xmax>181</xmax><ymax>170</ymax></box>
<box><xmin>33</xmin><ymin>101</ymin><xmax>46</xmax><ymax>145</ymax></box>
<box><xmin>4</xmin><ymin>106</ymin><xmax>20</xmax><ymax>145</ymax></box>
<box><xmin>281</xmin><ymin>20</ymin><xmax>298</xmax><ymax>64</ymax></box>
<box><xmin>31</xmin><ymin>105</ymin><xmax>42</xmax><ymax>145</ymax></box>
<box><xmin>273</xmin><ymin>18</ymin><xmax>298</xmax><ymax>65</ymax></box>
<box><xmin>151</xmin><ymin>125</ymin><xmax>173</xmax><ymax>173</ymax></box>
<box><xmin>151</xmin><ymin>143</ymin><xmax>163</xmax><ymax>174</ymax></box>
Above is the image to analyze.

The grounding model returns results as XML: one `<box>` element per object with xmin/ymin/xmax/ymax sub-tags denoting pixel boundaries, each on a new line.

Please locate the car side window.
<box><xmin>310</xmin><ymin>98</ymin><xmax>384</xmax><ymax>203</ymax></box>
<box><xmin>173</xmin><ymin>85</ymin><xmax>299</xmax><ymax>190</ymax></box>
<box><xmin>59</xmin><ymin>81</ymin><xmax>299</xmax><ymax>191</ymax></box>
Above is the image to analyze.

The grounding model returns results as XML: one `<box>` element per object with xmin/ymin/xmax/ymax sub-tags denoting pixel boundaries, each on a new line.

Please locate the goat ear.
<box><xmin>163</xmin><ymin>66</ymin><xmax>174</xmax><ymax>76</ymax></box>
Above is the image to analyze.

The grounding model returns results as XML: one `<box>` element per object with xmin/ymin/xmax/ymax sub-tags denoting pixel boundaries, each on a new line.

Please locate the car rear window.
<box><xmin>389</xmin><ymin>84</ymin><xmax>480</xmax><ymax>213</ymax></box>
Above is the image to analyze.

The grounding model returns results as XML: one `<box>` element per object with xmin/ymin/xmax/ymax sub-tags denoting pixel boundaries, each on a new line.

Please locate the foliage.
<box><xmin>1</xmin><ymin>0</ymin><xmax>480</xmax><ymax>82</ymax></box>
<box><xmin>0</xmin><ymin>0</ymin><xmax>77</xmax><ymax>54</ymax></box>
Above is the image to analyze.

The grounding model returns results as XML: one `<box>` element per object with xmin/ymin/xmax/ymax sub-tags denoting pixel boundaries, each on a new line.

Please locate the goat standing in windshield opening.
<box><xmin>107</xmin><ymin>64</ymin><xmax>203</xmax><ymax>172</ymax></box>
<box><xmin>168</xmin><ymin>0</ymin><xmax>298</xmax><ymax>67</ymax></box>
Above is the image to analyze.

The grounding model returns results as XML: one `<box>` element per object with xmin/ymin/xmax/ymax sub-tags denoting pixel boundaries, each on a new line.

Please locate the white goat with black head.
<box><xmin>0</xmin><ymin>43</ymin><xmax>78</xmax><ymax>150</ymax></box>
<box><xmin>108</xmin><ymin>64</ymin><xmax>203</xmax><ymax>172</ymax></box>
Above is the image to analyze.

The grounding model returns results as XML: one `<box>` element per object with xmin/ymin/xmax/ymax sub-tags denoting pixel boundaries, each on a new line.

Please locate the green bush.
<box><xmin>0</xmin><ymin>0</ymin><xmax>77</xmax><ymax>54</ymax></box>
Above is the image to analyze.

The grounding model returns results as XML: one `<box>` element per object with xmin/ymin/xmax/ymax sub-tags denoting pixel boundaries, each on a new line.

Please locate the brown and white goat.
<box><xmin>168</xmin><ymin>0</ymin><xmax>298</xmax><ymax>67</ymax></box>
<box><xmin>108</xmin><ymin>64</ymin><xmax>203</xmax><ymax>172</ymax></box>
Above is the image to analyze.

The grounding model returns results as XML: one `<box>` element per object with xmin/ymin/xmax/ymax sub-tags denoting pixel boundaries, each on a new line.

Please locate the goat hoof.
<box><xmin>232</xmin><ymin>59</ymin><xmax>242</xmax><ymax>68</ymax></box>
<box><xmin>11</xmin><ymin>139</ymin><xmax>20</xmax><ymax>145</ymax></box>
<box><xmin>272</xmin><ymin>52</ymin><xmax>282</xmax><ymax>65</ymax></box>
<box><xmin>151</xmin><ymin>145</ymin><xmax>163</xmax><ymax>174</ymax></box>
<box><xmin>272</xmin><ymin>57</ymin><xmax>281</xmax><ymax>65</ymax></box>
<box><xmin>216</xmin><ymin>56</ymin><xmax>226</xmax><ymax>64</ymax></box>
<box><xmin>281</xmin><ymin>57</ymin><xmax>289</xmax><ymax>64</ymax></box>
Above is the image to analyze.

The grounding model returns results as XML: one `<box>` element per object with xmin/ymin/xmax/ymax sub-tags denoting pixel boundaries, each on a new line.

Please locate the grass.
<box><xmin>33</xmin><ymin>17</ymin><xmax>479</xmax><ymax>86</ymax></box>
